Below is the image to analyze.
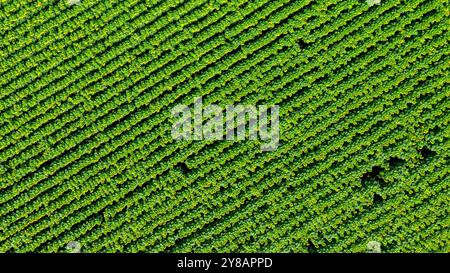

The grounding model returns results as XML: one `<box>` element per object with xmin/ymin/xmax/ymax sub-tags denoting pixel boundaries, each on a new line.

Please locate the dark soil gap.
<box><xmin>176</xmin><ymin>162</ymin><xmax>191</xmax><ymax>174</ymax></box>
<box><xmin>307</xmin><ymin>239</ymin><xmax>318</xmax><ymax>253</ymax></box>
<box><xmin>419</xmin><ymin>146</ymin><xmax>436</xmax><ymax>159</ymax></box>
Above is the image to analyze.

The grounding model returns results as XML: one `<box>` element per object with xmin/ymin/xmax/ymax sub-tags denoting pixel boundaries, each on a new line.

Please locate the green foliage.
<box><xmin>0</xmin><ymin>0</ymin><xmax>448</xmax><ymax>253</ymax></box>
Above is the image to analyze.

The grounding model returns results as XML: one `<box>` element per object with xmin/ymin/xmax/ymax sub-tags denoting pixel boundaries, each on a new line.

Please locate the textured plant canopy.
<box><xmin>0</xmin><ymin>0</ymin><xmax>448</xmax><ymax>253</ymax></box>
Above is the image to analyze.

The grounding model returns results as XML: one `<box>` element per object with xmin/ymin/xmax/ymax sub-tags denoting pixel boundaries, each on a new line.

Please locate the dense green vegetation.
<box><xmin>0</xmin><ymin>0</ymin><xmax>448</xmax><ymax>253</ymax></box>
